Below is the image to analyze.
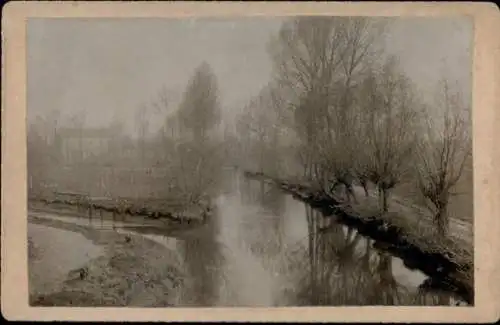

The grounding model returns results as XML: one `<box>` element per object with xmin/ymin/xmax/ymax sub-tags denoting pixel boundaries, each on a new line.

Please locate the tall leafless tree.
<box><xmin>416</xmin><ymin>79</ymin><xmax>472</xmax><ymax>236</ymax></box>
<box><xmin>359</xmin><ymin>57</ymin><xmax>419</xmax><ymax>212</ymax></box>
<box><xmin>151</xmin><ymin>86</ymin><xmax>171</xmax><ymax>141</ymax></box>
<box><xmin>268</xmin><ymin>17</ymin><xmax>386</xmax><ymax>202</ymax></box>
<box><xmin>133</xmin><ymin>104</ymin><xmax>150</xmax><ymax>197</ymax></box>
<box><xmin>269</xmin><ymin>17</ymin><xmax>347</xmax><ymax>177</ymax></box>
<box><xmin>236</xmin><ymin>83</ymin><xmax>286</xmax><ymax>199</ymax></box>
<box><xmin>237</xmin><ymin>84</ymin><xmax>284</xmax><ymax>176</ymax></box>
<box><xmin>69</xmin><ymin>109</ymin><xmax>87</xmax><ymax>162</ymax></box>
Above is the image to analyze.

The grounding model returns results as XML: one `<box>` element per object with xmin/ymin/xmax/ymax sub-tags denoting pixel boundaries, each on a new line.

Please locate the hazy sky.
<box><xmin>28</xmin><ymin>17</ymin><xmax>472</xmax><ymax>135</ymax></box>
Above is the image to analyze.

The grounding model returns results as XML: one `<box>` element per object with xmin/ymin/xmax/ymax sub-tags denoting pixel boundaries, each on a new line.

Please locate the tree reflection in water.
<box><xmin>177</xmin><ymin>181</ymin><xmax>461</xmax><ymax>306</ymax></box>
<box><xmin>286</xmin><ymin>204</ymin><xmax>458</xmax><ymax>306</ymax></box>
<box><xmin>260</xmin><ymin>186</ymin><xmax>286</xmax><ymax>252</ymax></box>
<box><xmin>179</xmin><ymin>216</ymin><xmax>223</xmax><ymax>306</ymax></box>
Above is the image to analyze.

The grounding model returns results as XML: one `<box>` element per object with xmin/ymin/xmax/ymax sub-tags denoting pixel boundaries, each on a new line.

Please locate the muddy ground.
<box><xmin>29</xmin><ymin>216</ymin><xmax>184</xmax><ymax>307</ymax></box>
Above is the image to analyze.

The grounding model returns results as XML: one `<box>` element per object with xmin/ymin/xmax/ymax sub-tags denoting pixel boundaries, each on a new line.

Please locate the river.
<box><xmin>28</xmin><ymin>175</ymin><xmax>467</xmax><ymax>306</ymax></box>
<box><xmin>183</xmin><ymin>182</ymin><xmax>465</xmax><ymax>306</ymax></box>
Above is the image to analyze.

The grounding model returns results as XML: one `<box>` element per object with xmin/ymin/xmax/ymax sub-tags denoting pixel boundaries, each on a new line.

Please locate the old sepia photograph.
<box><xmin>23</xmin><ymin>14</ymin><xmax>476</xmax><ymax>308</ymax></box>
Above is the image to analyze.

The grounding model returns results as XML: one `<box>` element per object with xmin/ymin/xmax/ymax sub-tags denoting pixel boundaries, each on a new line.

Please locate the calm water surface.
<box><xmin>29</xmin><ymin>175</ymin><xmax>467</xmax><ymax>306</ymax></box>
<box><xmin>128</xmin><ymin>177</ymin><xmax>466</xmax><ymax>306</ymax></box>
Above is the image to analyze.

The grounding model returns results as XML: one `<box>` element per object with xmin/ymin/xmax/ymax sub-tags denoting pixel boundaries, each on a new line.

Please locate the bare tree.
<box><xmin>135</xmin><ymin>105</ymin><xmax>150</xmax><ymax>158</ymax></box>
<box><xmin>269</xmin><ymin>17</ymin><xmax>385</xmax><ymax>202</ymax></box>
<box><xmin>321</xmin><ymin>19</ymin><xmax>385</xmax><ymax>202</ymax></box>
<box><xmin>151</xmin><ymin>85</ymin><xmax>183</xmax><ymax>142</ymax></box>
<box><xmin>27</xmin><ymin>121</ymin><xmax>49</xmax><ymax>194</ymax></box>
<box><xmin>416</xmin><ymin>79</ymin><xmax>472</xmax><ymax>236</ymax></box>
<box><xmin>132</xmin><ymin>104</ymin><xmax>150</xmax><ymax>197</ymax></box>
<box><xmin>153</xmin><ymin>87</ymin><xmax>170</xmax><ymax>140</ymax></box>
<box><xmin>236</xmin><ymin>83</ymin><xmax>287</xmax><ymax>199</ymax></box>
<box><xmin>27</xmin><ymin>108</ymin><xmax>66</xmax><ymax>195</ymax></box>
<box><xmin>45</xmin><ymin>109</ymin><xmax>62</xmax><ymax>149</ymax></box>
<box><xmin>151</xmin><ymin>86</ymin><xmax>171</xmax><ymax>114</ymax></box>
<box><xmin>269</xmin><ymin>17</ymin><xmax>346</xmax><ymax>177</ymax></box>
<box><xmin>360</xmin><ymin>57</ymin><xmax>419</xmax><ymax>212</ymax></box>
<box><xmin>237</xmin><ymin>83</ymin><xmax>284</xmax><ymax>176</ymax></box>
<box><xmin>69</xmin><ymin>109</ymin><xmax>87</xmax><ymax>162</ymax></box>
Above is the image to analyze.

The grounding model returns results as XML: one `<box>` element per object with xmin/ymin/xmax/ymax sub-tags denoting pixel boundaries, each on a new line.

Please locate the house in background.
<box><xmin>57</xmin><ymin>126</ymin><xmax>120</xmax><ymax>165</ymax></box>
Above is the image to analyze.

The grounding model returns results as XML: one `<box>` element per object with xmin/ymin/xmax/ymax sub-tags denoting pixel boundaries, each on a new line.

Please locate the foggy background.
<box><xmin>26</xmin><ymin>16</ymin><xmax>474</xmax><ymax>308</ymax></box>
<box><xmin>28</xmin><ymin>17</ymin><xmax>472</xmax><ymax>135</ymax></box>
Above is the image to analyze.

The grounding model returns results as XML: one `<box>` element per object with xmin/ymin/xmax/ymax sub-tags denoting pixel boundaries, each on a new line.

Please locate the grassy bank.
<box><xmin>29</xmin><ymin>192</ymin><xmax>213</xmax><ymax>225</ymax></box>
<box><xmin>29</xmin><ymin>216</ymin><xmax>184</xmax><ymax>307</ymax></box>
<box><xmin>244</xmin><ymin>171</ymin><xmax>473</xmax><ymax>305</ymax></box>
<box><xmin>28</xmin><ymin>200</ymin><xmax>208</xmax><ymax>236</ymax></box>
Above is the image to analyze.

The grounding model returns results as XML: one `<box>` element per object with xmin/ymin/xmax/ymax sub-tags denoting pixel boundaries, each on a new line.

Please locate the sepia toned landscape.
<box><xmin>27</xmin><ymin>16</ymin><xmax>473</xmax><ymax>307</ymax></box>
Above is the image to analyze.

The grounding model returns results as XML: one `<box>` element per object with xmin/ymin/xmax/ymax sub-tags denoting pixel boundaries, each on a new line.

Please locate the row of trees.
<box><xmin>28</xmin><ymin>17</ymin><xmax>471</xmax><ymax>236</ymax></box>
<box><xmin>28</xmin><ymin>61</ymin><xmax>225</xmax><ymax>205</ymax></box>
<box><xmin>234</xmin><ymin>17</ymin><xmax>471</xmax><ymax>237</ymax></box>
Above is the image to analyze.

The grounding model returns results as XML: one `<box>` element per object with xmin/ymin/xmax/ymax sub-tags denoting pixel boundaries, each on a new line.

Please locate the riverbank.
<box><xmin>28</xmin><ymin>200</ymin><xmax>208</xmax><ymax>234</ymax></box>
<box><xmin>244</xmin><ymin>171</ymin><xmax>474</xmax><ymax>305</ymax></box>
<box><xmin>29</xmin><ymin>216</ymin><xmax>184</xmax><ymax>307</ymax></box>
<box><xmin>29</xmin><ymin>192</ymin><xmax>213</xmax><ymax>226</ymax></box>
